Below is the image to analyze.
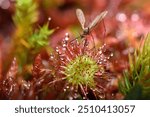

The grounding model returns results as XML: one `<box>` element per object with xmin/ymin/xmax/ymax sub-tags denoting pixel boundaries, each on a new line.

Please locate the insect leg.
<box><xmin>102</xmin><ymin>19</ymin><xmax>106</xmax><ymax>40</ymax></box>
<box><xmin>89</xmin><ymin>32</ymin><xmax>96</xmax><ymax>50</ymax></box>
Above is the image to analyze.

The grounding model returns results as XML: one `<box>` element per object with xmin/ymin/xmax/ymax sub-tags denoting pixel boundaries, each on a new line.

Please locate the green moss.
<box><xmin>12</xmin><ymin>0</ymin><xmax>53</xmax><ymax>74</ymax></box>
<box><xmin>13</xmin><ymin>0</ymin><xmax>38</xmax><ymax>32</ymax></box>
<box><xmin>119</xmin><ymin>34</ymin><xmax>150</xmax><ymax>99</ymax></box>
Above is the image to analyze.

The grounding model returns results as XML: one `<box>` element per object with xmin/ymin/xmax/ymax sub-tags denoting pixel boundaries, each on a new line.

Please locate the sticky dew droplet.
<box><xmin>103</xmin><ymin>59</ymin><xmax>107</xmax><ymax>62</ymax></box>
<box><xmin>50</xmin><ymin>54</ymin><xmax>54</xmax><ymax>60</ymax></box>
<box><xmin>60</xmin><ymin>57</ymin><xmax>64</xmax><ymax>61</ymax></box>
<box><xmin>99</xmin><ymin>93</ymin><xmax>105</xmax><ymax>99</ymax></box>
<box><xmin>63</xmin><ymin>88</ymin><xmax>66</xmax><ymax>92</ymax></box>
<box><xmin>56</xmin><ymin>47</ymin><xmax>62</xmax><ymax>54</ymax></box>
<box><xmin>65</xmin><ymin>33</ymin><xmax>69</xmax><ymax>37</ymax></box>
<box><xmin>48</xmin><ymin>17</ymin><xmax>51</xmax><ymax>21</ymax></box>
<box><xmin>93</xmin><ymin>89</ymin><xmax>96</xmax><ymax>92</ymax></box>
<box><xmin>99</xmin><ymin>50</ymin><xmax>102</xmax><ymax>54</ymax></box>
<box><xmin>65</xmin><ymin>33</ymin><xmax>69</xmax><ymax>41</ymax></box>
<box><xmin>110</xmin><ymin>53</ymin><xmax>113</xmax><ymax>57</ymax></box>
<box><xmin>62</xmin><ymin>43</ymin><xmax>67</xmax><ymax>47</ymax></box>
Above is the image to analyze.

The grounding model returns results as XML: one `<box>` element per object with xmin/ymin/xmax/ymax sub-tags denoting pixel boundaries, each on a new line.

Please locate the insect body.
<box><xmin>76</xmin><ymin>8</ymin><xmax>108</xmax><ymax>38</ymax></box>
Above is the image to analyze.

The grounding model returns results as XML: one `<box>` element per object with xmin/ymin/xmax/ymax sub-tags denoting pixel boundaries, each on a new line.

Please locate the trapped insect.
<box><xmin>76</xmin><ymin>8</ymin><xmax>108</xmax><ymax>38</ymax></box>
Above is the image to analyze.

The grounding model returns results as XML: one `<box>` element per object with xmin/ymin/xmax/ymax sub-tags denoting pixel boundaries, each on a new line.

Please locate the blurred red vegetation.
<box><xmin>0</xmin><ymin>0</ymin><xmax>150</xmax><ymax>100</ymax></box>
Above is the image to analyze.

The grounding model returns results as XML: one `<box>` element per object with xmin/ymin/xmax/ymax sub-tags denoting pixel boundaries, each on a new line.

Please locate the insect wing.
<box><xmin>88</xmin><ymin>11</ymin><xmax>108</xmax><ymax>30</ymax></box>
<box><xmin>76</xmin><ymin>8</ymin><xmax>86</xmax><ymax>30</ymax></box>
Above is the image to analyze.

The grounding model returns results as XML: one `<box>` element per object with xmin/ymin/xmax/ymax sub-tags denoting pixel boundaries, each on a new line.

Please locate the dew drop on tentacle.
<box><xmin>63</xmin><ymin>88</ymin><xmax>67</xmax><ymax>92</ymax></box>
<box><xmin>99</xmin><ymin>50</ymin><xmax>102</xmax><ymax>55</ymax></box>
<box><xmin>66</xmin><ymin>85</ymin><xmax>70</xmax><ymax>89</ymax></box>
<box><xmin>92</xmin><ymin>88</ymin><xmax>96</xmax><ymax>92</ymax></box>
<box><xmin>76</xmin><ymin>39</ymin><xmax>80</xmax><ymax>45</ymax></box>
<box><xmin>65</xmin><ymin>33</ymin><xmax>69</xmax><ymax>37</ymax></box>
<box><xmin>48</xmin><ymin>17</ymin><xmax>51</xmax><ymax>21</ymax></box>
<box><xmin>99</xmin><ymin>93</ymin><xmax>105</xmax><ymax>99</ymax></box>
<box><xmin>107</xmin><ymin>56</ymin><xmax>110</xmax><ymax>60</ymax></box>
<box><xmin>59</xmin><ymin>54</ymin><xmax>66</xmax><ymax>61</ymax></box>
<box><xmin>103</xmin><ymin>43</ymin><xmax>106</xmax><ymax>47</ymax></box>
<box><xmin>100</xmin><ymin>44</ymin><xmax>105</xmax><ymax>49</ymax></box>
<box><xmin>110</xmin><ymin>53</ymin><xmax>113</xmax><ymax>57</ymax></box>
<box><xmin>101</xmin><ymin>43</ymin><xmax>107</xmax><ymax>52</ymax></box>
<box><xmin>103</xmin><ymin>58</ymin><xmax>107</xmax><ymax>62</ymax></box>
<box><xmin>62</xmin><ymin>46</ymin><xmax>66</xmax><ymax>52</ymax></box>
<box><xmin>49</xmin><ymin>54</ymin><xmax>54</xmax><ymax>60</ymax></box>
<box><xmin>65</xmin><ymin>33</ymin><xmax>69</xmax><ymax>41</ymax></box>
<box><xmin>62</xmin><ymin>39</ymin><xmax>67</xmax><ymax>46</ymax></box>
<box><xmin>55</xmin><ymin>47</ymin><xmax>59</xmax><ymax>53</ymax></box>
<box><xmin>55</xmin><ymin>47</ymin><xmax>62</xmax><ymax>55</ymax></box>
<box><xmin>105</xmin><ymin>52</ymin><xmax>113</xmax><ymax>61</ymax></box>
<box><xmin>60</xmin><ymin>57</ymin><xmax>64</xmax><ymax>61</ymax></box>
<box><xmin>62</xmin><ymin>42</ymin><xmax>67</xmax><ymax>47</ymax></box>
<box><xmin>100</xmin><ymin>58</ymin><xmax>103</xmax><ymax>61</ymax></box>
<box><xmin>36</xmin><ymin>80</ymin><xmax>43</xmax><ymax>86</ymax></box>
<box><xmin>63</xmin><ymin>47</ymin><xmax>67</xmax><ymax>52</ymax></box>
